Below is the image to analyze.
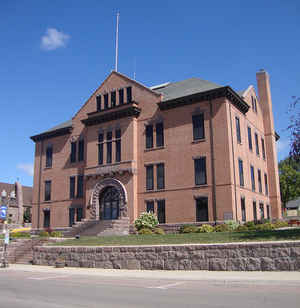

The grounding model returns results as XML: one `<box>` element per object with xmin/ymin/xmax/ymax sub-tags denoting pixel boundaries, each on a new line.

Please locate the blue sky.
<box><xmin>1</xmin><ymin>0</ymin><xmax>299</xmax><ymax>187</ymax></box>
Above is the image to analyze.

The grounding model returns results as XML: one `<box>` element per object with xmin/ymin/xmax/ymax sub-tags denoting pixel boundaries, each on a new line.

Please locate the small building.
<box><xmin>0</xmin><ymin>182</ymin><xmax>32</xmax><ymax>224</ymax></box>
<box><xmin>286</xmin><ymin>197</ymin><xmax>300</xmax><ymax>217</ymax></box>
<box><xmin>30</xmin><ymin>69</ymin><xmax>281</xmax><ymax>233</ymax></box>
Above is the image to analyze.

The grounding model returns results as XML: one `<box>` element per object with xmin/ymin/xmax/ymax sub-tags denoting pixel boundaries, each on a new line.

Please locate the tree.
<box><xmin>288</xmin><ymin>96</ymin><xmax>300</xmax><ymax>162</ymax></box>
<box><xmin>279</xmin><ymin>157</ymin><xmax>300</xmax><ymax>210</ymax></box>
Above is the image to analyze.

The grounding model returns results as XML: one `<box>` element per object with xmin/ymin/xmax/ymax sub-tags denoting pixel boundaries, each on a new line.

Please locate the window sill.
<box><xmin>44</xmin><ymin>167</ymin><xmax>52</xmax><ymax>170</ymax></box>
<box><xmin>194</xmin><ymin>184</ymin><xmax>208</xmax><ymax>188</ymax></box>
<box><xmin>145</xmin><ymin>189</ymin><xmax>165</xmax><ymax>193</ymax></box>
<box><xmin>192</xmin><ymin>139</ymin><xmax>206</xmax><ymax>144</ymax></box>
<box><xmin>144</xmin><ymin>146</ymin><xmax>165</xmax><ymax>152</ymax></box>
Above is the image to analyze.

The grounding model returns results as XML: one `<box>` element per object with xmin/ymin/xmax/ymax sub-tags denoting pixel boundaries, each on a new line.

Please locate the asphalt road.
<box><xmin>0</xmin><ymin>266</ymin><xmax>299</xmax><ymax>308</ymax></box>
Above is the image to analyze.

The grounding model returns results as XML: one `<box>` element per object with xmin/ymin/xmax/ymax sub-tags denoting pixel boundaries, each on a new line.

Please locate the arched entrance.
<box><xmin>100</xmin><ymin>186</ymin><xmax>120</xmax><ymax>220</ymax></box>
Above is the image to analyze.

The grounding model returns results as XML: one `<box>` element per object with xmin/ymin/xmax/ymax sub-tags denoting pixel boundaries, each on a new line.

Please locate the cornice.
<box><xmin>30</xmin><ymin>126</ymin><xmax>72</xmax><ymax>142</ymax></box>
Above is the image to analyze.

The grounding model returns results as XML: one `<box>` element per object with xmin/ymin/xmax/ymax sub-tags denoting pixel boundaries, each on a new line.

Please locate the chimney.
<box><xmin>256</xmin><ymin>70</ymin><xmax>282</xmax><ymax>218</ymax></box>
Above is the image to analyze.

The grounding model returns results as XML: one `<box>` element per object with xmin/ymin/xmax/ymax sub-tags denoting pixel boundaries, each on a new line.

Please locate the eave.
<box><xmin>82</xmin><ymin>102</ymin><xmax>141</xmax><ymax>126</ymax></box>
<box><xmin>158</xmin><ymin>86</ymin><xmax>249</xmax><ymax>114</ymax></box>
<box><xmin>30</xmin><ymin>126</ymin><xmax>72</xmax><ymax>142</ymax></box>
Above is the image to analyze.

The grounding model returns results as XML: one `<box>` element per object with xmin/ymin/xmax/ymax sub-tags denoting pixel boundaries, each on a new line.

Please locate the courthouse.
<box><xmin>30</xmin><ymin>69</ymin><xmax>281</xmax><ymax>234</ymax></box>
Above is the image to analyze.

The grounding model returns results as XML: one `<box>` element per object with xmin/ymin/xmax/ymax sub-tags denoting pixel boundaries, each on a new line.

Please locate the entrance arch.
<box><xmin>90</xmin><ymin>178</ymin><xmax>128</xmax><ymax>220</ymax></box>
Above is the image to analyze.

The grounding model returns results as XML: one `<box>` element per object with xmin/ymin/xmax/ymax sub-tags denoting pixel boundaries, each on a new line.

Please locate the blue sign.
<box><xmin>0</xmin><ymin>205</ymin><xmax>7</xmax><ymax>220</ymax></box>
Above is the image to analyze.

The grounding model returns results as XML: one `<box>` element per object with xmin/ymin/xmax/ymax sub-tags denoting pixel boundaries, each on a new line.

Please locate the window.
<box><xmin>146</xmin><ymin>201</ymin><xmax>154</xmax><ymax>213</ymax></box>
<box><xmin>248</xmin><ymin>127</ymin><xmax>252</xmax><ymax>151</ymax></box>
<box><xmin>157</xmin><ymin>163</ymin><xmax>165</xmax><ymax>190</ymax></box>
<box><xmin>106</xmin><ymin>131</ymin><xmax>112</xmax><ymax>164</ymax></box>
<box><xmin>69</xmin><ymin>176</ymin><xmax>75</xmax><ymax>199</ymax></box>
<box><xmin>194</xmin><ymin>157</ymin><xmax>207</xmax><ymax>185</ymax></box>
<box><xmin>238</xmin><ymin>159</ymin><xmax>244</xmax><ymax>187</ymax></box>
<box><xmin>192</xmin><ymin>114</ymin><xmax>205</xmax><ymax>140</ymax></box>
<box><xmin>250</xmin><ymin>165</ymin><xmax>255</xmax><ymax>191</ymax></box>
<box><xmin>146</xmin><ymin>165</ymin><xmax>154</xmax><ymax>190</ymax></box>
<box><xmin>119</xmin><ymin>88</ymin><xmax>124</xmax><ymax>105</ymax></box>
<box><xmin>46</xmin><ymin>145</ymin><xmax>53</xmax><ymax>168</ymax></box>
<box><xmin>196</xmin><ymin>197</ymin><xmax>208</xmax><ymax>222</ymax></box>
<box><xmin>96</xmin><ymin>95</ymin><xmax>101</xmax><ymax>111</ymax></box>
<box><xmin>156</xmin><ymin>122</ymin><xmax>164</xmax><ymax>147</ymax></box>
<box><xmin>111</xmin><ymin>91</ymin><xmax>116</xmax><ymax>107</ymax></box>
<box><xmin>126</xmin><ymin>86</ymin><xmax>132</xmax><ymax>103</ymax></box>
<box><xmin>146</xmin><ymin>124</ymin><xmax>153</xmax><ymax>149</ymax></box>
<box><xmin>78</xmin><ymin>139</ymin><xmax>84</xmax><ymax>162</ymax></box>
<box><xmin>43</xmin><ymin>210</ymin><xmax>50</xmax><ymax>228</ymax></box>
<box><xmin>115</xmin><ymin>129</ymin><xmax>121</xmax><ymax>162</ymax></box>
<box><xmin>267</xmin><ymin>205</ymin><xmax>271</xmax><ymax>220</ymax></box>
<box><xmin>157</xmin><ymin>200</ymin><xmax>166</xmax><ymax>224</ymax></box>
<box><xmin>261</xmin><ymin>138</ymin><xmax>266</xmax><ymax>160</ymax></box>
<box><xmin>235</xmin><ymin>117</ymin><xmax>241</xmax><ymax>143</ymax></box>
<box><xmin>98</xmin><ymin>132</ymin><xmax>104</xmax><ymax>165</ymax></box>
<box><xmin>252</xmin><ymin>96</ymin><xmax>257</xmax><ymax>113</ymax></box>
<box><xmin>241</xmin><ymin>197</ymin><xmax>246</xmax><ymax>222</ymax></box>
<box><xmin>76</xmin><ymin>208</ymin><xmax>83</xmax><ymax>222</ymax></box>
<box><xmin>104</xmin><ymin>94</ymin><xmax>109</xmax><ymax>109</ymax></box>
<box><xmin>70</xmin><ymin>142</ymin><xmax>76</xmax><ymax>163</ymax></box>
<box><xmin>255</xmin><ymin>133</ymin><xmax>259</xmax><ymax>156</ymax></box>
<box><xmin>77</xmin><ymin>175</ymin><xmax>84</xmax><ymax>198</ymax></box>
<box><xmin>258</xmin><ymin>169</ymin><xmax>262</xmax><ymax>193</ymax></box>
<box><xmin>45</xmin><ymin>180</ymin><xmax>51</xmax><ymax>201</ymax></box>
<box><xmin>259</xmin><ymin>203</ymin><xmax>264</xmax><ymax>220</ymax></box>
<box><xmin>253</xmin><ymin>201</ymin><xmax>257</xmax><ymax>222</ymax></box>
<box><xmin>264</xmin><ymin>173</ymin><xmax>268</xmax><ymax>196</ymax></box>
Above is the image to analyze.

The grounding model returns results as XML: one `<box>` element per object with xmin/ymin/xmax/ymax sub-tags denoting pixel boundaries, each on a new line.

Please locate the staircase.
<box><xmin>64</xmin><ymin>217</ymin><xmax>130</xmax><ymax>237</ymax></box>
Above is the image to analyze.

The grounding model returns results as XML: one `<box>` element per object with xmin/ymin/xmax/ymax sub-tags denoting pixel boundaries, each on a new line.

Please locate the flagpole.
<box><xmin>115</xmin><ymin>12</ymin><xmax>120</xmax><ymax>72</ymax></box>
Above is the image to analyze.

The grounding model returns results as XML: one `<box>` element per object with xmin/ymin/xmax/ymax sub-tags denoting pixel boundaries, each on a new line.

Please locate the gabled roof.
<box><xmin>152</xmin><ymin>77</ymin><xmax>222</xmax><ymax>101</ymax></box>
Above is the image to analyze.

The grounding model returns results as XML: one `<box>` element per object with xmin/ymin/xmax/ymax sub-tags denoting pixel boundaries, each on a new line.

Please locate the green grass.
<box><xmin>51</xmin><ymin>229</ymin><xmax>300</xmax><ymax>246</ymax></box>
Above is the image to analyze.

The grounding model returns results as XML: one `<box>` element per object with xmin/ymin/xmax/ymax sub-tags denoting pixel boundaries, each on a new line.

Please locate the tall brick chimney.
<box><xmin>256</xmin><ymin>70</ymin><xmax>282</xmax><ymax>218</ymax></box>
<box><xmin>15</xmin><ymin>181</ymin><xmax>24</xmax><ymax>224</ymax></box>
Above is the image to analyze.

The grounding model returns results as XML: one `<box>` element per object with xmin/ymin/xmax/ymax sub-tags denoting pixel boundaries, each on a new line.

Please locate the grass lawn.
<box><xmin>51</xmin><ymin>228</ymin><xmax>300</xmax><ymax>246</ymax></box>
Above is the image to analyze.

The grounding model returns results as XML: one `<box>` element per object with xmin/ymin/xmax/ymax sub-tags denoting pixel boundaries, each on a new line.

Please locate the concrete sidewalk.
<box><xmin>3</xmin><ymin>264</ymin><xmax>300</xmax><ymax>285</ymax></box>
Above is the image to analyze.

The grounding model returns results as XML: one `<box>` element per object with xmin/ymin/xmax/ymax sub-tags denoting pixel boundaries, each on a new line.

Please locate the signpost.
<box><xmin>0</xmin><ymin>204</ymin><xmax>9</xmax><ymax>268</ymax></box>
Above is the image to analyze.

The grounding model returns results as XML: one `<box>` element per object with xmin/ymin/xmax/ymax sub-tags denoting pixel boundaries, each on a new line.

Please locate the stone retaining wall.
<box><xmin>33</xmin><ymin>241</ymin><xmax>300</xmax><ymax>271</ymax></box>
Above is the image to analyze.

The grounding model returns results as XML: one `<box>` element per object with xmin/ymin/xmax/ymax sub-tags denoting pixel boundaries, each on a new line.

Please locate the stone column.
<box><xmin>15</xmin><ymin>181</ymin><xmax>24</xmax><ymax>225</ymax></box>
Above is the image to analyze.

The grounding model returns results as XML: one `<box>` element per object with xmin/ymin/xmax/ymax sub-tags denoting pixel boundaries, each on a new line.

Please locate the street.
<box><xmin>0</xmin><ymin>265</ymin><xmax>299</xmax><ymax>308</ymax></box>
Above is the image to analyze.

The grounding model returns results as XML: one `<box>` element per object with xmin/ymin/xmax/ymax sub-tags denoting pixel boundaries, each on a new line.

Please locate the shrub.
<box><xmin>45</xmin><ymin>227</ymin><xmax>53</xmax><ymax>234</ymax></box>
<box><xmin>254</xmin><ymin>223</ymin><xmax>275</xmax><ymax>231</ymax></box>
<box><xmin>273</xmin><ymin>220</ymin><xmax>289</xmax><ymax>228</ymax></box>
<box><xmin>10</xmin><ymin>232</ymin><xmax>31</xmax><ymax>238</ymax></box>
<box><xmin>198</xmin><ymin>224</ymin><xmax>214</xmax><ymax>233</ymax></box>
<box><xmin>153</xmin><ymin>227</ymin><xmax>165</xmax><ymax>235</ymax></box>
<box><xmin>225</xmin><ymin>220</ymin><xmax>240</xmax><ymax>231</ymax></box>
<box><xmin>134</xmin><ymin>212</ymin><xmax>158</xmax><ymax>231</ymax></box>
<box><xmin>179</xmin><ymin>224</ymin><xmax>198</xmax><ymax>233</ymax></box>
<box><xmin>138</xmin><ymin>228</ymin><xmax>153</xmax><ymax>235</ymax></box>
<box><xmin>50</xmin><ymin>231</ymin><xmax>62</xmax><ymax>238</ymax></box>
<box><xmin>39</xmin><ymin>231</ymin><xmax>49</xmax><ymax>237</ymax></box>
<box><xmin>235</xmin><ymin>225</ymin><xmax>249</xmax><ymax>232</ymax></box>
<box><xmin>214</xmin><ymin>224</ymin><xmax>231</xmax><ymax>232</ymax></box>
<box><xmin>244</xmin><ymin>221</ymin><xmax>256</xmax><ymax>231</ymax></box>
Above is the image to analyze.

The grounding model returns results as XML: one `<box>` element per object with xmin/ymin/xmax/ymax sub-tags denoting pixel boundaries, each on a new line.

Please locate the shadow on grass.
<box><xmin>238</xmin><ymin>228</ymin><xmax>300</xmax><ymax>241</ymax></box>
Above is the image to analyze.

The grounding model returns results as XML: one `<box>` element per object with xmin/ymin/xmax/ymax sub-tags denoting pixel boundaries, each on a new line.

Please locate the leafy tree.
<box><xmin>279</xmin><ymin>157</ymin><xmax>300</xmax><ymax>209</ymax></box>
<box><xmin>288</xmin><ymin>96</ymin><xmax>300</xmax><ymax>162</ymax></box>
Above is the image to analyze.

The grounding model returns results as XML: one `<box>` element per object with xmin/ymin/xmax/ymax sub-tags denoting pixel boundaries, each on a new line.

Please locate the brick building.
<box><xmin>30</xmin><ymin>69</ymin><xmax>281</xmax><ymax>233</ymax></box>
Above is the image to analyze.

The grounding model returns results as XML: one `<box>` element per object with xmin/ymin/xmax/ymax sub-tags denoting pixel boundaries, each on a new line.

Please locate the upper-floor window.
<box><xmin>146</xmin><ymin>124</ymin><xmax>153</xmax><ymax>149</ymax></box>
<box><xmin>156</xmin><ymin>163</ymin><xmax>165</xmax><ymax>190</ymax></box>
<box><xmin>70</xmin><ymin>176</ymin><xmax>75</xmax><ymax>199</ymax></box>
<box><xmin>238</xmin><ymin>159</ymin><xmax>244</xmax><ymax>187</ymax></box>
<box><xmin>46</xmin><ymin>145</ymin><xmax>53</xmax><ymax>168</ymax></box>
<box><xmin>78</xmin><ymin>139</ymin><xmax>84</xmax><ymax>162</ymax></box>
<box><xmin>96</xmin><ymin>95</ymin><xmax>101</xmax><ymax>111</ymax></box>
<box><xmin>126</xmin><ymin>86</ymin><xmax>132</xmax><ymax>103</ymax></box>
<box><xmin>104</xmin><ymin>94</ymin><xmax>109</xmax><ymax>109</ymax></box>
<box><xmin>45</xmin><ymin>180</ymin><xmax>51</xmax><ymax>201</ymax></box>
<box><xmin>98</xmin><ymin>132</ymin><xmax>104</xmax><ymax>165</ymax></box>
<box><xmin>111</xmin><ymin>91</ymin><xmax>116</xmax><ymax>107</ymax></box>
<box><xmin>252</xmin><ymin>96</ymin><xmax>257</xmax><ymax>113</ymax></box>
<box><xmin>235</xmin><ymin>117</ymin><xmax>241</xmax><ymax>143</ymax></box>
<box><xmin>77</xmin><ymin>175</ymin><xmax>84</xmax><ymax>198</ymax></box>
<box><xmin>156</xmin><ymin>122</ymin><xmax>164</xmax><ymax>147</ymax></box>
<box><xmin>146</xmin><ymin>165</ymin><xmax>154</xmax><ymax>190</ymax></box>
<box><xmin>258</xmin><ymin>169</ymin><xmax>262</xmax><ymax>193</ymax></box>
<box><xmin>264</xmin><ymin>173</ymin><xmax>268</xmax><ymax>196</ymax></box>
<box><xmin>255</xmin><ymin>133</ymin><xmax>259</xmax><ymax>156</ymax></box>
<box><xmin>194</xmin><ymin>157</ymin><xmax>207</xmax><ymax>185</ymax></box>
<box><xmin>106</xmin><ymin>131</ymin><xmax>112</xmax><ymax>164</ymax></box>
<box><xmin>119</xmin><ymin>88</ymin><xmax>124</xmax><ymax>105</ymax></box>
<box><xmin>70</xmin><ymin>142</ymin><xmax>76</xmax><ymax>163</ymax></box>
<box><xmin>115</xmin><ymin>129</ymin><xmax>121</xmax><ymax>163</ymax></box>
<box><xmin>192</xmin><ymin>114</ymin><xmax>205</xmax><ymax>140</ymax></box>
<box><xmin>250</xmin><ymin>165</ymin><xmax>255</xmax><ymax>191</ymax></box>
<box><xmin>261</xmin><ymin>138</ymin><xmax>266</xmax><ymax>160</ymax></box>
<box><xmin>248</xmin><ymin>127</ymin><xmax>252</xmax><ymax>151</ymax></box>
<box><xmin>241</xmin><ymin>197</ymin><xmax>246</xmax><ymax>222</ymax></box>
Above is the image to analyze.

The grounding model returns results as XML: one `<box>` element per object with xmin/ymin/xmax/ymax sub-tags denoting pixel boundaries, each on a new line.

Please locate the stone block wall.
<box><xmin>33</xmin><ymin>241</ymin><xmax>300</xmax><ymax>271</ymax></box>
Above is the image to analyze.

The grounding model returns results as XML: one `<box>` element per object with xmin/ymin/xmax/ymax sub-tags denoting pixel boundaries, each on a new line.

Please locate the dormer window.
<box><xmin>126</xmin><ymin>86</ymin><xmax>132</xmax><ymax>103</ymax></box>
<box><xmin>251</xmin><ymin>96</ymin><xmax>257</xmax><ymax>113</ymax></box>
<box><xmin>96</xmin><ymin>95</ymin><xmax>101</xmax><ymax>111</ymax></box>
<box><xmin>119</xmin><ymin>88</ymin><xmax>124</xmax><ymax>105</ymax></box>
<box><xmin>111</xmin><ymin>91</ymin><xmax>116</xmax><ymax>107</ymax></box>
<box><xmin>104</xmin><ymin>94</ymin><xmax>109</xmax><ymax>109</ymax></box>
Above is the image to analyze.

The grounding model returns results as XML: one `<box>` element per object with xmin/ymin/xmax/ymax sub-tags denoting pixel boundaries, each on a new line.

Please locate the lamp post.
<box><xmin>1</xmin><ymin>190</ymin><xmax>9</xmax><ymax>268</ymax></box>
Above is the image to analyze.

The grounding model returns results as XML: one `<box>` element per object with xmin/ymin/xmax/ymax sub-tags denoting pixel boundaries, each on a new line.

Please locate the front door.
<box><xmin>100</xmin><ymin>186</ymin><xmax>120</xmax><ymax>220</ymax></box>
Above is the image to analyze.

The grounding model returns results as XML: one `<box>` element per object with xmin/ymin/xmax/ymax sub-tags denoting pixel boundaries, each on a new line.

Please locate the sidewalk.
<box><xmin>3</xmin><ymin>264</ymin><xmax>300</xmax><ymax>285</ymax></box>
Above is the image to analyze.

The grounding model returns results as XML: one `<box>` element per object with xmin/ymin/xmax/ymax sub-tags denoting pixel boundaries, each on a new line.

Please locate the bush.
<box><xmin>134</xmin><ymin>212</ymin><xmax>158</xmax><ymax>231</ymax></box>
<box><xmin>198</xmin><ymin>224</ymin><xmax>214</xmax><ymax>233</ymax></box>
<box><xmin>39</xmin><ymin>231</ymin><xmax>49</xmax><ymax>237</ymax></box>
<box><xmin>179</xmin><ymin>224</ymin><xmax>199</xmax><ymax>233</ymax></box>
<box><xmin>214</xmin><ymin>224</ymin><xmax>231</xmax><ymax>232</ymax></box>
<box><xmin>273</xmin><ymin>220</ymin><xmax>289</xmax><ymax>228</ymax></box>
<box><xmin>50</xmin><ymin>231</ymin><xmax>62</xmax><ymax>238</ymax></box>
<box><xmin>225</xmin><ymin>220</ymin><xmax>239</xmax><ymax>231</ymax></box>
<box><xmin>235</xmin><ymin>225</ymin><xmax>249</xmax><ymax>232</ymax></box>
<box><xmin>138</xmin><ymin>228</ymin><xmax>153</xmax><ymax>235</ymax></box>
<box><xmin>254</xmin><ymin>223</ymin><xmax>275</xmax><ymax>231</ymax></box>
<box><xmin>10</xmin><ymin>232</ymin><xmax>31</xmax><ymax>238</ymax></box>
<box><xmin>153</xmin><ymin>227</ymin><xmax>165</xmax><ymax>235</ymax></box>
<box><xmin>244</xmin><ymin>221</ymin><xmax>256</xmax><ymax>231</ymax></box>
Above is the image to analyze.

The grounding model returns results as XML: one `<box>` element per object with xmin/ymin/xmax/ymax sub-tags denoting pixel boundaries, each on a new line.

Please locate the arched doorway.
<box><xmin>100</xmin><ymin>186</ymin><xmax>120</xmax><ymax>220</ymax></box>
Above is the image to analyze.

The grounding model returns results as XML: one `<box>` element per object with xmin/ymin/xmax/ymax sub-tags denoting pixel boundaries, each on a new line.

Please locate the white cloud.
<box><xmin>17</xmin><ymin>163</ymin><xmax>34</xmax><ymax>176</ymax></box>
<box><xmin>40</xmin><ymin>28</ymin><xmax>70</xmax><ymax>51</ymax></box>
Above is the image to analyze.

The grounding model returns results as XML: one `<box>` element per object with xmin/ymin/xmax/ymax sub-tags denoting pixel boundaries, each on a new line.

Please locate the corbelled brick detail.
<box><xmin>33</xmin><ymin>241</ymin><xmax>300</xmax><ymax>271</ymax></box>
